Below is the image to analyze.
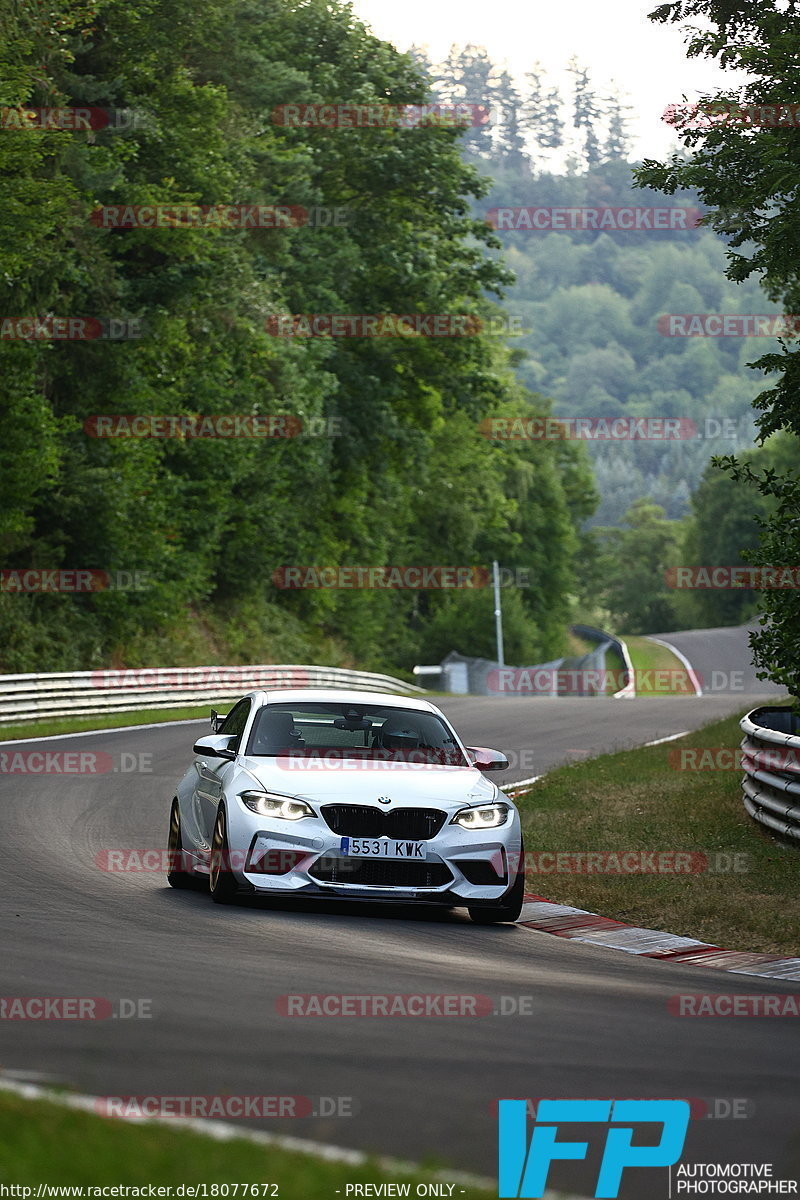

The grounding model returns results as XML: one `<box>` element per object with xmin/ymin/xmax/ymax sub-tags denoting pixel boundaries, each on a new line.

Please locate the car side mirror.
<box><xmin>466</xmin><ymin>745</ymin><xmax>509</xmax><ymax>772</ymax></box>
<box><xmin>193</xmin><ymin>734</ymin><xmax>236</xmax><ymax>760</ymax></box>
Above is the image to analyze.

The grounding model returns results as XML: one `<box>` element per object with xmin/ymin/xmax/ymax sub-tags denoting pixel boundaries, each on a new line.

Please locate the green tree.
<box><xmin>568</xmin><ymin>58</ymin><xmax>603</xmax><ymax>170</ymax></box>
<box><xmin>635</xmin><ymin>0</ymin><xmax>800</xmax><ymax>695</ymax></box>
<box><xmin>494</xmin><ymin>69</ymin><xmax>528</xmax><ymax>169</ymax></box>
<box><xmin>437</xmin><ymin>43</ymin><xmax>498</xmax><ymax>158</ymax></box>
<box><xmin>0</xmin><ymin>0</ymin><xmax>595</xmax><ymax>675</ymax></box>
<box><xmin>679</xmin><ymin>433</ymin><xmax>799</xmax><ymax>628</ymax></box>
<box><xmin>593</xmin><ymin>499</ymin><xmax>682</xmax><ymax>633</ymax></box>
<box><xmin>520</xmin><ymin>63</ymin><xmax>564</xmax><ymax>166</ymax></box>
<box><xmin>602</xmin><ymin>84</ymin><xmax>633</xmax><ymax>162</ymax></box>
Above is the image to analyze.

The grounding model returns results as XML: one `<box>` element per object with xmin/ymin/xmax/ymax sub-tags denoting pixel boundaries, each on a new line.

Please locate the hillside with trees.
<box><xmin>636</xmin><ymin>0</ymin><xmax>800</xmax><ymax>695</ymax></box>
<box><xmin>411</xmin><ymin>45</ymin><xmax>770</xmax><ymax>526</ymax></box>
<box><xmin>0</xmin><ymin>0</ymin><xmax>595</xmax><ymax>674</ymax></box>
<box><xmin>406</xmin><ymin>42</ymin><xmax>797</xmax><ymax>642</ymax></box>
<box><xmin>3</xmin><ymin>4</ymin><xmax>795</xmax><ymax>678</ymax></box>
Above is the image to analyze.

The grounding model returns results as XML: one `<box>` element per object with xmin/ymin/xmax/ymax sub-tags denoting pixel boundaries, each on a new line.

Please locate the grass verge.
<box><xmin>515</xmin><ymin>708</ymin><xmax>800</xmax><ymax>956</ymax></box>
<box><xmin>0</xmin><ymin>692</ymin><xmax>425</xmax><ymax>744</ymax></box>
<box><xmin>621</xmin><ymin>635</ymin><xmax>696</xmax><ymax>697</ymax></box>
<box><xmin>601</xmin><ymin>646</ymin><xmax>624</xmax><ymax>694</ymax></box>
<box><xmin>0</xmin><ymin>706</ymin><xmax>216</xmax><ymax>743</ymax></box>
<box><xmin>0</xmin><ymin>1093</ymin><xmax>494</xmax><ymax>1197</ymax></box>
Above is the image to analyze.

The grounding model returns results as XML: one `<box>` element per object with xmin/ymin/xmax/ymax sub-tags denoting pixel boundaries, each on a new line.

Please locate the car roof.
<box><xmin>254</xmin><ymin>688</ymin><xmax>441</xmax><ymax>715</ymax></box>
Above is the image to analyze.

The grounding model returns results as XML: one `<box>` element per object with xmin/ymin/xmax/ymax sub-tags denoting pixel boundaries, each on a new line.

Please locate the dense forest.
<box><xmin>412</xmin><ymin>47</ymin><xmax>770</xmax><ymax>519</ymax></box>
<box><xmin>405</xmin><ymin>44</ymin><xmax>790</xmax><ymax>636</ymax></box>
<box><xmin>0</xmin><ymin>0</ymin><xmax>598</xmax><ymax>674</ymax></box>
<box><xmin>0</xmin><ymin>3</ymin><xmax>789</xmax><ymax>675</ymax></box>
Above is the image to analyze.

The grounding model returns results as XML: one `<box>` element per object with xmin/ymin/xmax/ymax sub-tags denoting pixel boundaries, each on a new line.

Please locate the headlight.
<box><xmin>239</xmin><ymin>790</ymin><xmax>315</xmax><ymax>820</ymax></box>
<box><xmin>451</xmin><ymin>802</ymin><xmax>510</xmax><ymax>830</ymax></box>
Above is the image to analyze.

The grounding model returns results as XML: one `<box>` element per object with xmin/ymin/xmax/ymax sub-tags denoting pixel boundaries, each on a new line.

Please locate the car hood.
<box><xmin>236</xmin><ymin>757</ymin><xmax>499</xmax><ymax>810</ymax></box>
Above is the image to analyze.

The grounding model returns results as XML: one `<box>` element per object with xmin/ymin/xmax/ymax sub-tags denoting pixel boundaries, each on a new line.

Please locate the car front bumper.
<box><xmin>223</xmin><ymin>804</ymin><xmax>522</xmax><ymax>905</ymax></box>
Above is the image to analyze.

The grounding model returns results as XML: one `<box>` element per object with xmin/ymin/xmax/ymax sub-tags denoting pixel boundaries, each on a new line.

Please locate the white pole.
<box><xmin>492</xmin><ymin>559</ymin><xmax>505</xmax><ymax>668</ymax></box>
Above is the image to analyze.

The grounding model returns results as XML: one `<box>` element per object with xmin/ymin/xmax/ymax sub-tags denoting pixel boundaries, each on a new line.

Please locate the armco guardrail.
<box><xmin>740</xmin><ymin>706</ymin><xmax>800</xmax><ymax>842</ymax></box>
<box><xmin>414</xmin><ymin>625</ymin><xmax>634</xmax><ymax>697</ymax></box>
<box><xmin>569</xmin><ymin>624</ymin><xmax>636</xmax><ymax>699</ymax></box>
<box><xmin>0</xmin><ymin>664</ymin><xmax>425</xmax><ymax>725</ymax></box>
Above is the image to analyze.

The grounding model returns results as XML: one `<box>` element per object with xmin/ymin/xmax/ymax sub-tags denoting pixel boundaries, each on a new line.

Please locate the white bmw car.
<box><xmin>167</xmin><ymin>689</ymin><xmax>525</xmax><ymax>923</ymax></box>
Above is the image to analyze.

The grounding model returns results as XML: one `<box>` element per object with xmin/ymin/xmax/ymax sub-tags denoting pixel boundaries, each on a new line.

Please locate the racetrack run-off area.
<box><xmin>1</xmin><ymin>626</ymin><xmax>798</xmax><ymax>1197</ymax></box>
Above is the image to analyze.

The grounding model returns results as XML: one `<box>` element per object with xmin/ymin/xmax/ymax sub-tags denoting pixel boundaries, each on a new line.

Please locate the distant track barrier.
<box><xmin>0</xmin><ymin>665</ymin><xmax>424</xmax><ymax>727</ymax></box>
<box><xmin>570</xmin><ymin>624</ymin><xmax>636</xmax><ymax>699</ymax></box>
<box><xmin>740</xmin><ymin>706</ymin><xmax>800</xmax><ymax>842</ymax></box>
<box><xmin>413</xmin><ymin>626</ymin><xmax>635</xmax><ymax>697</ymax></box>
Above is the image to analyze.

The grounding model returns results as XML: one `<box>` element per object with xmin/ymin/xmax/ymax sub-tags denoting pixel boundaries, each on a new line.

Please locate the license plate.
<box><xmin>340</xmin><ymin>837</ymin><xmax>425</xmax><ymax>859</ymax></box>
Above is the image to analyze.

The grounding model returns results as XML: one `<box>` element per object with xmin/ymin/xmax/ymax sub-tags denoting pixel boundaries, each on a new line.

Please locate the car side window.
<box><xmin>219</xmin><ymin>700</ymin><xmax>250</xmax><ymax>751</ymax></box>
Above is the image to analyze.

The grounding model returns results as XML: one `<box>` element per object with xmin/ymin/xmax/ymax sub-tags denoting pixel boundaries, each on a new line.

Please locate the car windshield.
<box><xmin>245</xmin><ymin>701</ymin><xmax>470</xmax><ymax>766</ymax></box>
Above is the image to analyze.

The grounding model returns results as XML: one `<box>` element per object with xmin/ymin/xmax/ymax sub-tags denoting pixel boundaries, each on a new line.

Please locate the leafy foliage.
<box><xmin>0</xmin><ymin>0</ymin><xmax>595</xmax><ymax>673</ymax></box>
<box><xmin>635</xmin><ymin>0</ymin><xmax>800</xmax><ymax>693</ymax></box>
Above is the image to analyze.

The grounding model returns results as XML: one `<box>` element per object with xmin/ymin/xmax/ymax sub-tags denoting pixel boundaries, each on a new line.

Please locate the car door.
<box><xmin>193</xmin><ymin>698</ymin><xmax>251</xmax><ymax>844</ymax></box>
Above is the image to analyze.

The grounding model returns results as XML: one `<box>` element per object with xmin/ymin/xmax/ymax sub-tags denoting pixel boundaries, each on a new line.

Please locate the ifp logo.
<box><xmin>498</xmin><ymin>1099</ymin><xmax>690</xmax><ymax>1198</ymax></box>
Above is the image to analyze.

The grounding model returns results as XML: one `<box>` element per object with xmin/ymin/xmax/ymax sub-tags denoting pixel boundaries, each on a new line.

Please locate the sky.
<box><xmin>350</xmin><ymin>0</ymin><xmax>749</xmax><ymax>160</ymax></box>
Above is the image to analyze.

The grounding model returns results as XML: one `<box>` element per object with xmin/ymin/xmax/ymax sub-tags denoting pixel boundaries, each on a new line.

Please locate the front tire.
<box><xmin>209</xmin><ymin>805</ymin><xmax>239</xmax><ymax>905</ymax></box>
<box><xmin>468</xmin><ymin>844</ymin><xmax>525</xmax><ymax>924</ymax></box>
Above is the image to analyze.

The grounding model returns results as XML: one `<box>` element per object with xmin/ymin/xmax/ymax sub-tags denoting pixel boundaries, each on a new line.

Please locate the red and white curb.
<box><xmin>517</xmin><ymin>896</ymin><xmax>800</xmax><ymax>981</ymax></box>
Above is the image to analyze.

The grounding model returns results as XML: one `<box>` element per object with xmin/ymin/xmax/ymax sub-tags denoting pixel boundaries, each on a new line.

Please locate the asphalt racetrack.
<box><xmin>1</xmin><ymin>628</ymin><xmax>797</xmax><ymax>1197</ymax></box>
